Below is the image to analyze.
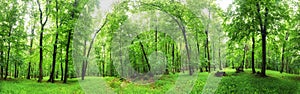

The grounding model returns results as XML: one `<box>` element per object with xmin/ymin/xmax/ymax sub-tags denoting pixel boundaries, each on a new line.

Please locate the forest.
<box><xmin>0</xmin><ymin>0</ymin><xmax>299</xmax><ymax>94</ymax></box>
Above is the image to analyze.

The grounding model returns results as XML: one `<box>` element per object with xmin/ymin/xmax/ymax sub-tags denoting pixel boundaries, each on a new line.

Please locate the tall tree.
<box><xmin>37</xmin><ymin>0</ymin><xmax>51</xmax><ymax>82</ymax></box>
<box><xmin>64</xmin><ymin>0</ymin><xmax>79</xmax><ymax>83</ymax></box>
<box><xmin>48</xmin><ymin>0</ymin><xmax>60</xmax><ymax>83</ymax></box>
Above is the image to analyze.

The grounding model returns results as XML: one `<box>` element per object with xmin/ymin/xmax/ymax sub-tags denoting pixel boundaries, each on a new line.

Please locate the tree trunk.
<box><xmin>256</xmin><ymin>2</ymin><xmax>268</xmax><ymax>77</ymax></box>
<box><xmin>280</xmin><ymin>33</ymin><xmax>288</xmax><ymax>73</ymax></box>
<box><xmin>27</xmin><ymin>61</ymin><xmax>32</xmax><ymax>79</ymax></box>
<box><xmin>172</xmin><ymin>43</ymin><xmax>175</xmax><ymax>73</ymax></box>
<box><xmin>206</xmin><ymin>9</ymin><xmax>211</xmax><ymax>73</ymax></box>
<box><xmin>64</xmin><ymin>0</ymin><xmax>78</xmax><ymax>83</ymax></box>
<box><xmin>251</xmin><ymin>32</ymin><xmax>256</xmax><ymax>73</ymax></box>
<box><xmin>164</xmin><ymin>34</ymin><xmax>169</xmax><ymax>75</ymax></box>
<box><xmin>61</xmin><ymin>47</ymin><xmax>64</xmax><ymax>81</ymax></box>
<box><xmin>0</xmin><ymin>64</ymin><xmax>3</xmax><ymax>79</ymax></box>
<box><xmin>110</xmin><ymin>51</ymin><xmax>114</xmax><ymax>76</ymax></box>
<box><xmin>5</xmin><ymin>27</ymin><xmax>12</xmax><ymax>80</ymax></box>
<box><xmin>14</xmin><ymin>62</ymin><xmax>17</xmax><ymax>78</ymax></box>
<box><xmin>82</xmin><ymin>40</ymin><xmax>87</xmax><ymax>80</ymax></box>
<box><xmin>137</xmin><ymin>35</ymin><xmax>150</xmax><ymax>72</ymax></box>
<box><xmin>49</xmin><ymin>0</ymin><xmax>59</xmax><ymax>83</ymax></box>
<box><xmin>164</xmin><ymin>12</ymin><xmax>192</xmax><ymax>75</ymax></box>
<box><xmin>280</xmin><ymin>42</ymin><xmax>285</xmax><ymax>73</ymax></box>
<box><xmin>219</xmin><ymin>47</ymin><xmax>221</xmax><ymax>70</ymax></box>
<box><xmin>261</xmin><ymin>28</ymin><xmax>267</xmax><ymax>76</ymax></box>
<box><xmin>64</xmin><ymin>29</ymin><xmax>72</xmax><ymax>83</ymax></box>
<box><xmin>102</xmin><ymin>45</ymin><xmax>105</xmax><ymax>77</ymax></box>
<box><xmin>0</xmin><ymin>51</ymin><xmax>3</xmax><ymax>79</ymax></box>
<box><xmin>37</xmin><ymin>0</ymin><xmax>50</xmax><ymax>83</ymax></box>
<box><xmin>206</xmin><ymin>31</ymin><xmax>210</xmax><ymax>72</ymax></box>
<box><xmin>242</xmin><ymin>45</ymin><xmax>246</xmax><ymax>69</ymax></box>
<box><xmin>38</xmin><ymin>30</ymin><xmax>44</xmax><ymax>83</ymax></box>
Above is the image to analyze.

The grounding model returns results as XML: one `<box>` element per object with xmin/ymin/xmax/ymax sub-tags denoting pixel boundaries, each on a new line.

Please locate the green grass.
<box><xmin>0</xmin><ymin>78</ymin><xmax>84</xmax><ymax>94</ymax></box>
<box><xmin>214</xmin><ymin>69</ymin><xmax>300</xmax><ymax>94</ymax></box>
<box><xmin>0</xmin><ymin>69</ymin><xmax>299</xmax><ymax>94</ymax></box>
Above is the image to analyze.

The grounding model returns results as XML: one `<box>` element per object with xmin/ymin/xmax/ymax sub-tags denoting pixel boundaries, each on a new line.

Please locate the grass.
<box><xmin>215</xmin><ymin>69</ymin><xmax>300</xmax><ymax>94</ymax></box>
<box><xmin>0</xmin><ymin>78</ymin><xmax>84</xmax><ymax>94</ymax></box>
<box><xmin>0</xmin><ymin>69</ymin><xmax>299</xmax><ymax>94</ymax></box>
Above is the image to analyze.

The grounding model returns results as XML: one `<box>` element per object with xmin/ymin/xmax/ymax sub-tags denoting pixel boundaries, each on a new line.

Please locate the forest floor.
<box><xmin>0</xmin><ymin>69</ymin><xmax>299</xmax><ymax>94</ymax></box>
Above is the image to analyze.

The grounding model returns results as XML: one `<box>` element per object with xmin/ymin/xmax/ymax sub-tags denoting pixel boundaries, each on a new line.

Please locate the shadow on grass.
<box><xmin>215</xmin><ymin>71</ymin><xmax>299</xmax><ymax>94</ymax></box>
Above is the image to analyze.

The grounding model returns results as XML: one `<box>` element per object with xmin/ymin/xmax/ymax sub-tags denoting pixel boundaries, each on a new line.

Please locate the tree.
<box><xmin>48</xmin><ymin>0</ymin><xmax>59</xmax><ymax>83</ymax></box>
<box><xmin>37</xmin><ymin>0</ymin><xmax>51</xmax><ymax>82</ymax></box>
<box><xmin>224</xmin><ymin>0</ymin><xmax>290</xmax><ymax>76</ymax></box>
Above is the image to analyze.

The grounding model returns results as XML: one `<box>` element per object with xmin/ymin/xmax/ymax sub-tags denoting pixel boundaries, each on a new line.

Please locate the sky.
<box><xmin>216</xmin><ymin>0</ymin><xmax>233</xmax><ymax>11</ymax></box>
<box><xmin>98</xmin><ymin>0</ymin><xmax>234</xmax><ymax>14</ymax></box>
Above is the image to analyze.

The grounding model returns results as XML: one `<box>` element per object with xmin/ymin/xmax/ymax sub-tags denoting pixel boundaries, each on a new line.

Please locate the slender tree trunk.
<box><xmin>232</xmin><ymin>61</ymin><xmax>235</xmax><ymax>69</ymax></box>
<box><xmin>251</xmin><ymin>32</ymin><xmax>256</xmax><ymax>73</ymax></box>
<box><xmin>37</xmin><ymin>0</ymin><xmax>50</xmax><ymax>82</ymax></box>
<box><xmin>102</xmin><ymin>45</ymin><xmax>105</xmax><ymax>77</ymax></box>
<box><xmin>49</xmin><ymin>0</ymin><xmax>59</xmax><ymax>83</ymax></box>
<box><xmin>256</xmin><ymin>2</ymin><xmax>268</xmax><ymax>76</ymax></box>
<box><xmin>0</xmin><ymin>51</ymin><xmax>3</xmax><ymax>79</ymax></box>
<box><xmin>280</xmin><ymin>42</ymin><xmax>285</xmax><ymax>73</ymax></box>
<box><xmin>64</xmin><ymin>29</ymin><xmax>71</xmax><ymax>83</ymax></box>
<box><xmin>204</xmin><ymin>42</ymin><xmax>208</xmax><ymax>71</ymax></box>
<box><xmin>60</xmin><ymin>47</ymin><xmax>64</xmax><ymax>81</ymax></box>
<box><xmin>206</xmin><ymin>9</ymin><xmax>211</xmax><ymax>73</ymax></box>
<box><xmin>14</xmin><ymin>62</ymin><xmax>17</xmax><ymax>78</ymax></box>
<box><xmin>137</xmin><ymin>35</ymin><xmax>150</xmax><ymax>72</ymax></box>
<box><xmin>280</xmin><ymin>33</ymin><xmax>288</xmax><ymax>73</ymax></box>
<box><xmin>0</xmin><ymin>64</ymin><xmax>3</xmax><ymax>79</ymax></box>
<box><xmin>165</xmin><ymin>37</ymin><xmax>169</xmax><ymax>75</ymax></box>
<box><xmin>242</xmin><ymin>45</ymin><xmax>246</xmax><ymax>69</ymax></box>
<box><xmin>206</xmin><ymin>30</ymin><xmax>211</xmax><ymax>72</ymax></box>
<box><xmin>286</xmin><ymin>58</ymin><xmax>289</xmax><ymax>73</ymax></box>
<box><xmin>56</xmin><ymin>66</ymin><xmax>59</xmax><ymax>79</ymax></box>
<box><xmin>82</xmin><ymin>40</ymin><xmax>87</xmax><ymax>80</ymax></box>
<box><xmin>64</xmin><ymin>0</ymin><xmax>78</xmax><ymax>83</ymax></box>
<box><xmin>119</xmin><ymin>31</ymin><xmax>123</xmax><ymax>77</ymax></box>
<box><xmin>164</xmin><ymin>12</ymin><xmax>192</xmax><ymax>75</ymax></box>
<box><xmin>5</xmin><ymin>27</ymin><xmax>12</xmax><ymax>80</ymax></box>
<box><xmin>172</xmin><ymin>43</ymin><xmax>175</xmax><ymax>73</ymax></box>
<box><xmin>219</xmin><ymin>47</ymin><xmax>221</xmax><ymax>70</ymax></box>
<box><xmin>110</xmin><ymin>50</ymin><xmax>114</xmax><ymax>76</ymax></box>
<box><xmin>38</xmin><ymin>25</ymin><xmax>44</xmax><ymax>82</ymax></box>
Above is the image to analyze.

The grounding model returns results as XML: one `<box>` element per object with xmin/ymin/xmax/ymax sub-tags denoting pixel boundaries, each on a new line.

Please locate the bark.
<box><xmin>86</xmin><ymin>17</ymin><xmax>107</xmax><ymax>62</ymax></box>
<box><xmin>5</xmin><ymin>27</ymin><xmax>12</xmax><ymax>80</ymax></box>
<box><xmin>27</xmin><ymin>27</ymin><xmax>34</xmax><ymax>79</ymax></box>
<box><xmin>14</xmin><ymin>62</ymin><xmax>17</xmax><ymax>78</ymax></box>
<box><xmin>102</xmin><ymin>45</ymin><xmax>105</xmax><ymax>77</ymax></box>
<box><xmin>280</xmin><ymin>33</ymin><xmax>288</xmax><ymax>73</ymax></box>
<box><xmin>242</xmin><ymin>45</ymin><xmax>246</xmax><ymax>69</ymax></box>
<box><xmin>64</xmin><ymin>29</ymin><xmax>71</xmax><ymax>83</ymax></box>
<box><xmin>110</xmin><ymin>50</ymin><xmax>114</xmax><ymax>76</ymax></box>
<box><xmin>60</xmin><ymin>47</ymin><xmax>64</xmax><ymax>81</ymax></box>
<box><xmin>219</xmin><ymin>37</ymin><xmax>222</xmax><ymax>70</ymax></box>
<box><xmin>37</xmin><ymin>0</ymin><xmax>50</xmax><ymax>83</ymax></box>
<box><xmin>64</xmin><ymin>0</ymin><xmax>78</xmax><ymax>83</ymax></box>
<box><xmin>49</xmin><ymin>0</ymin><xmax>59</xmax><ymax>83</ymax></box>
<box><xmin>137</xmin><ymin>35</ymin><xmax>150</xmax><ymax>72</ymax></box>
<box><xmin>280</xmin><ymin>41</ymin><xmax>285</xmax><ymax>73</ymax></box>
<box><xmin>165</xmin><ymin>35</ymin><xmax>169</xmax><ymax>75</ymax></box>
<box><xmin>82</xmin><ymin>40</ymin><xmax>87</xmax><ymax>80</ymax></box>
<box><xmin>251</xmin><ymin>32</ymin><xmax>256</xmax><ymax>73</ymax></box>
<box><xmin>206</xmin><ymin>9</ymin><xmax>211</xmax><ymax>73</ymax></box>
<box><xmin>206</xmin><ymin>30</ymin><xmax>210</xmax><ymax>72</ymax></box>
<box><xmin>256</xmin><ymin>2</ymin><xmax>268</xmax><ymax>76</ymax></box>
<box><xmin>0</xmin><ymin>51</ymin><xmax>3</xmax><ymax>79</ymax></box>
<box><xmin>172</xmin><ymin>43</ymin><xmax>175</xmax><ymax>73</ymax></box>
<box><xmin>82</xmin><ymin>17</ymin><xmax>107</xmax><ymax>78</ymax></box>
